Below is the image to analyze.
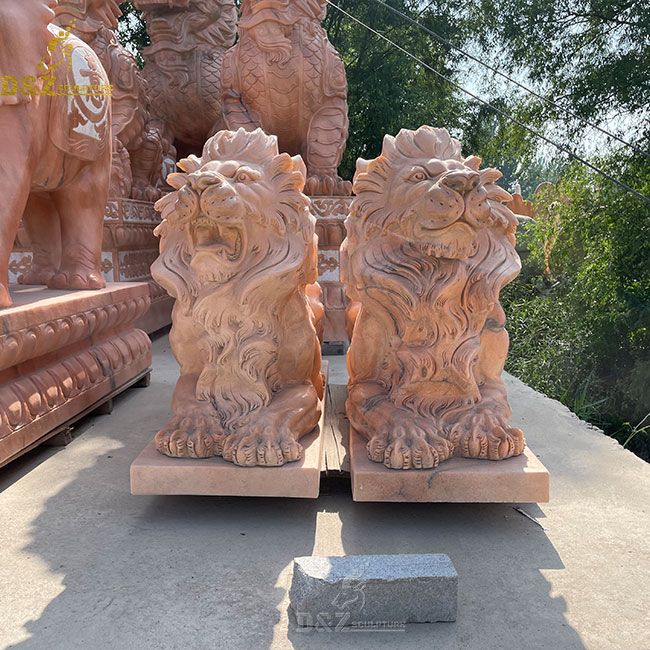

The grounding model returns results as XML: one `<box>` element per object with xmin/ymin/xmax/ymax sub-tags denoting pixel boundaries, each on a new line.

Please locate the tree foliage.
<box><xmin>502</xmin><ymin>144</ymin><xmax>650</xmax><ymax>458</ymax></box>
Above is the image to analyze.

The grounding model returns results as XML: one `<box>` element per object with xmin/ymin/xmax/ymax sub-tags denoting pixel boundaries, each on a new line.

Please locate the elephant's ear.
<box><xmin>0</xmin><ymin>2</ymin><xmax>53</xmax><ymax>106</ymax></box>
<box><xmin>48</xmin><ymin>30</ymin><xmax>111</xmax><ymax>162</ymax></box>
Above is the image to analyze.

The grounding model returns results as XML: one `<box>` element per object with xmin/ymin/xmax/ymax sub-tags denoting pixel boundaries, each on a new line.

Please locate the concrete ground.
<box><xmin>0</xmin><ymin>333</ymin><xmax>648</xmax><ymax>650</ymax></box>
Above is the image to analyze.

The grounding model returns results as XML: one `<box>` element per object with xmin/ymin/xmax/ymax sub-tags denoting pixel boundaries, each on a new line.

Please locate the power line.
<box><xmin>325</xmin><ymin>0</ymin><xmax>650</xmax><ymax>206</ymax></box>
<box><xmin>373</xmin><ymin>0</ymin><xmax>650</xmax><ymax>160</ymax></box>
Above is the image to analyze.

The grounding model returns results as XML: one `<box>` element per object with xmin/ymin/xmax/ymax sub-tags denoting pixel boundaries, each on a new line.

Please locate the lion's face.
<box><xmin>178</xmin><ymin>161</ymin><xmax>275</xmax><ymax>280</ymax></box>
<box><xmin>154</xmin><ymin>128</ymin><xmax>310</xmax><ymax>288</ymax></box>
<box><xmin>352</xmin><ymin>126</ymin><xmax>517</xmax><ymax>260</ymax></box>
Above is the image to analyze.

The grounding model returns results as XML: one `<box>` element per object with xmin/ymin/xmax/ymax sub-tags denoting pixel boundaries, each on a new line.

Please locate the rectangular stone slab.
<box><xmin>290</xmin><ymin>554</ymin><xmax>457</xmax><ymax>626</ymax></box>
<box><xmin>350</xmin><ymin>429</ymin><xmax>549</xmax><ymax>503</ymax></box>
<box><xmin>130</xmin><ymin>369</ymin><xmax>327</xmax><ymax>498</ymax></box>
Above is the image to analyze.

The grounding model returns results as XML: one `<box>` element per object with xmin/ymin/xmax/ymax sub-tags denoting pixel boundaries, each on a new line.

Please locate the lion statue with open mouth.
<box><xmin>151</xmin><ymin>128</ymin><xmax>323</xmax><ymax>466</ymax></box>
<box><xmin>342</xmin><ymin>126</ymin><xmax>525</xmax><ymax>470</ymax></box>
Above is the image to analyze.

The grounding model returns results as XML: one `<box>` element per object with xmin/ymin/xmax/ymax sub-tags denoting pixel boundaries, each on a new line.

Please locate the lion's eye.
<box><xmin>235</xmin><ymin>170</ymin><xmax>257</xmax><ymax>183</ymax></box>
<box><xmin>409</xmin><ymin>171</ymin><xmax>428</xmax><ymax>182</ymax></box>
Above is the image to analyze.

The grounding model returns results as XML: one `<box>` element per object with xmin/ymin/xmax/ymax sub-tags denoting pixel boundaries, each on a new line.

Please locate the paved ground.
<box><xmin>0</xmin><ymin>333</ymin><xmax>648</xmax><ymax>650</ymax></box>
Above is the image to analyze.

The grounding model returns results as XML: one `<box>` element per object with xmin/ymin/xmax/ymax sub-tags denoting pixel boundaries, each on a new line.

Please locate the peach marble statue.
<box><xmin>0</xmin><ymin>0</ymin><xmax>111</xmax><ymax>308</ymax></box>
<box><xmin>133</xmin><ymin>0</ymin><xmax>238</xmax><ymax>157</ymax></box>
<box><xmin>341</xmin><ymin>126</ymin><xmax>526</xmax><ymax>470</ymax></box>
<box><xmin>221</xmin><ymin>0</ymin><xmax>351</xmax><ymax>196</ymax></box>
<box><xmin>54</xmin><ymin>0</ymin><xmax>165</xmax><ymax>202</ymax></box>
<box><xmin>151</xmin><ymin>128</ymin><xmax>323</xmax><ymax>465</ymax></box>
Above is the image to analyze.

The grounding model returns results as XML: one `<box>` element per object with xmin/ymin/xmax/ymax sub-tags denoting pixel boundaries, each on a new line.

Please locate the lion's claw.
<box><xmin>155</xmin><ymin>414</ymin><xmax>224</xmax><ymax>458</ymax></box>
<box><xmin>448</xmin><ymin>411</ymin><xmax>525</xmax><ymax>460</ymax></box>
<box><xmin>369</xmin><ymin>425</ymin><xmax>453</xmax><ymax>470</ymax></box>
<box><xmin>223</xmin><ymin>426</ymin><xmax>304</xmax><ymax>467</ymax></box>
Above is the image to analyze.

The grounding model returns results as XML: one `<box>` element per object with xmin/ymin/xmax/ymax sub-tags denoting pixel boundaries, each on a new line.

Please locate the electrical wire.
<box><xmin>325</xmin><ymin>0</ymin><xmax>650</xmax><ymax>206</ymax></box>
<box><xmin>372</xmin><ymin>0</ymin><xmax>650</xmax><ymax>160</ymax></box>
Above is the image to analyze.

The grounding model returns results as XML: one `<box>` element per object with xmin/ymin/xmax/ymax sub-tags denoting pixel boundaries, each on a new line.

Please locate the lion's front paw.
<box><xmin>305</xmin><ymin>174</ymin><xmax>352</xmax><ymax>197</ymax></box>
<box><xmin>370</xmin><ymin>424</ymin><xmax>454</xmax><ymax>470</ymax></box>
<box><xmin>222</xmin><ymin>426</ymin><xmax>304</xmax><ymax>467</ymax></box>
<box><xmin>447</xmin><ymin>410</ymin><xmax>525</xmax><ymax>460</ymax></box>
<box><xmin>155</xmin><ymin>414</ymin><xmax>224</xmax><ymax>458</ymax></box>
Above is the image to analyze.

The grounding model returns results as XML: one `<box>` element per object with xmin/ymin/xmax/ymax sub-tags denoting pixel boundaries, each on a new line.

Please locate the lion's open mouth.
<box><xmin>191</xmin><ymin>217</ymin><xmax>243</xmax><ymax>261</ymax></box>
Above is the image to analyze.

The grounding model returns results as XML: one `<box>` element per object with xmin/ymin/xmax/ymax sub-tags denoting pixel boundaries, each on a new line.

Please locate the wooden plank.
<box><xmin>322</xmin><ymin>382</ymin><xmax>350</xmax><ymax>475</ymax></box>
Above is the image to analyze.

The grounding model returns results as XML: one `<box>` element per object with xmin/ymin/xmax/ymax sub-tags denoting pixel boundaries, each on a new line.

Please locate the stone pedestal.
<box><xmin>11</xmin><ymin>198</ymin><xmax>173</xmax><ymax>334</ymax></box>
<box><xmin>350</xmin><ymin>429</ymin><xmax>549</xmax><ymax>503</ymax></box>
<box><xmin>131</xmin><ymin>426</ymin><xmax>324</xmax><ymax>498</ymax></box>
<box><xmin>130</xmin><ymin>363</ymin><xmax>328</xmax><ymax>498</ymax></box>
<box><xmin>312</xmin><ymin>197</ymin><xmax>352</xmax><ymax>344</ymax></box>
<box><xmin>0</xmin><ymin>283</ymin><xmax>152</xmax><ymax>467</ymax></box>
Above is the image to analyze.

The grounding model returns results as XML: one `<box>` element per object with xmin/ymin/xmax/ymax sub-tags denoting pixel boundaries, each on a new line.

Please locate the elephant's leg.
<box><xmin>304</xmin><ymin>103</ymin><xmax>352</xmax><ymax>196</ymax></box>
<box><xmin>48</xmin><ymin>160</ymin><xmax>108</xmax><ymax>292</ymax></box>
<box><xmin>19</xmin><ymin>193</ymin><xmax>60</xmax><ymax>286</ymax></box>
<box><xmin>0</xmin><ymin>128</ymin><xmax>33</xmax><ymax>307</ymax></box>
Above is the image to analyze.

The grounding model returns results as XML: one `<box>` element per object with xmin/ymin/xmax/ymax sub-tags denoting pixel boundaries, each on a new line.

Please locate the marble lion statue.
<box><xmin>151</xmin><ymin>128</ymin><xmax>323</xmax><ymax>466</ymax></box>
<box><xmin>341</xmin><ymin>126</ymin><xmax>526</xmax><ymax>470</ymax></box>
<box><xmin>221</xmin><ymin>0</ymin><xmax>351</xmax><ymax>196</ymax></box>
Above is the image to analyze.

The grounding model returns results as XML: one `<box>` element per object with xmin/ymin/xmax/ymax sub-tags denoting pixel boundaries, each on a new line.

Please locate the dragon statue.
<box><xmin>221</xmin><ymin>0</ymin><xmax>351</xmax><ymax>196</ymax></box>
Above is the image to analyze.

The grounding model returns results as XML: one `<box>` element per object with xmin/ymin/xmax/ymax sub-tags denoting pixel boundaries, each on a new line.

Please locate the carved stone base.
<box><xmin>131</xmin><ymin>426</ymin><xmax>324</xmax><ymax>498</ymax></box>
<box><xmin>0</xmin><ymin>283</ymin><xmax>152</xmax><ymax>467</ymax></box>
<box><xmin>312</xmin><ymin>196</ymin><xmax>352</xmax><ymax>344</ymax></box>
<box><xmin>349</xmin><ymin>429</ymin><xmax>549</xmax><ymax>503</ymax></box>
<box><xmin>130</xmin><ymin>364</ymin><xmax>328</xmax><ymax>498</ymax></box>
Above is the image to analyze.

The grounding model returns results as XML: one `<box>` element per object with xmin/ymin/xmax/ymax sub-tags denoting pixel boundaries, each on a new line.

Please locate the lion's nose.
<box><xmin>188</xmin><ymin>172</ymin><xmax>226</xmax><ymax>192</ymax></box>
<box><xmin>440</xmin><ymin>170</ymin><xmax>480</xmax><ymax>193</ymax></box>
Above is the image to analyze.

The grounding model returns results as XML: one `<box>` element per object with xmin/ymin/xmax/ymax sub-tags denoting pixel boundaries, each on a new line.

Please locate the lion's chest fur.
<box><xmin>349</xmin><ymin>238</ymin><xmax>502</xmax><ymax>404</ymax></box>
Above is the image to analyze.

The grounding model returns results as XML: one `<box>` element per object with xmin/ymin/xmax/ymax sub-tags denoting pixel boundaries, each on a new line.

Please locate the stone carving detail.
<box><xmin>222</xmin><ymin>0</ymin><xmax>351</xmax><ymax>196</ymax></box>
<box><xmin>0</xmin><ymin>283</ymin><xmax>152</xmax><ymax>465</ymax></box>
<box><xmin>133</xmin><ymin>0</ymin><xmax>238</xmax><ymax>156</ymax></box>
<box><xmin>151</xmin><ymin>128</ymin><xmax>323</xmax><ymax>464</ymax></box>
<box><xmin>0</xmin><ymin>0</ymin><xmax>111</xmax><ymax>308</ymax></box>
<box><xmin>55</xmin><ymin>0</ymin><xmax>166</xmax><ymax>201</ymax></box>
<box><xmin>342</xmin><ymin>126</ymin><xmax>525</xmax><ymax>470</ymax></box>
<box><xmin>0</xmin><ymin>329</ymin><xmax>150</xmax><ymax>437</ymax></box>
<box><xmin>0</xmin><ymin>295</ymin><xmax>150</xmax><ymax>372</ymax></box>
<box><xmin>311</xmin><ymin>197</ymin><xmax>352</xmax><ymax>342</ymax></box>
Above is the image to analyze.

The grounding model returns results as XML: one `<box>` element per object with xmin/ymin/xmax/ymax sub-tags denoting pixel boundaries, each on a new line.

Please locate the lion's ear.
<box><xmin>292</xmin><ymin>155</ymin><xmax>307</xmax><ymax>181</ymax></box>
<box><xmin>166</xmin><ymin>172</ymin><xmax>189</xmax><ymax>190</ymax></box>
<box><xmin>464</xmin><ymin>155</ymin><xmax>482</xmax><ymax>171</ymax></box>
<box><xmin>356</xmin><ymin>158</ymin><xmax>370</xmax><ymax>174</ymax></box>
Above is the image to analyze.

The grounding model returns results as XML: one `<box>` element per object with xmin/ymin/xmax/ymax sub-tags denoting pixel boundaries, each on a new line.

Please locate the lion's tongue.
<box><xmin>195</xmin><ymin>225</ymin><xmax>218</xmax><ymax>248</ymax></box>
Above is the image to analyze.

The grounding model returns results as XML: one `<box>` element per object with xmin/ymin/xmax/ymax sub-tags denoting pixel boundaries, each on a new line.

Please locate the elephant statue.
<box><xmin>0</xmin><ymin>0</ymin><xmax>112</xmax><ymax>308</ymax></box>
